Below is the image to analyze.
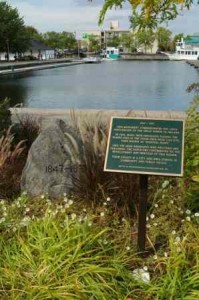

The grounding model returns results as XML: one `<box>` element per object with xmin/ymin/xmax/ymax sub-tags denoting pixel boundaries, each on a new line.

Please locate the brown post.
<box><xmin>137</xmin><ymin>174</ymin><xmax>148</xmax><ymax>253</ymax></box>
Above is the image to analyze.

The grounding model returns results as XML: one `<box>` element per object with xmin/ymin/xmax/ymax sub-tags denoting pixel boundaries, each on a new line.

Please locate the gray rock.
<box><xmin>21</xmin><ymin>119</ymin><xmax>83</xmax><ymax>198</ymax></box>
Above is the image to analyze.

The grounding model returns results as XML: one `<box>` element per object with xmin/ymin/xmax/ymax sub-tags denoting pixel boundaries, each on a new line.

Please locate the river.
<box><xmin>0</xmin><ymin>60</ymin><xmax>198</xmax><ymax>111</ymax></box>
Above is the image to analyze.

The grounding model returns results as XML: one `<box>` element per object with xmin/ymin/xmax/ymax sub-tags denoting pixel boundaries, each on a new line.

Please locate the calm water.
<box><xmin>0</xmin><ymin>60</ymin><xmax>198</xmax><ymax>111</ymax></box>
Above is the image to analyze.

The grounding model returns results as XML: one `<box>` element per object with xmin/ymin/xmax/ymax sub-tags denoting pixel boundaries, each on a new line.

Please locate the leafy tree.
<box><xmin>107</xmin><ymin>35</ymin><xmax>120</xmax><ymax>47</ymax></box>
<box><xmin>59</xmin><ymin>32</ymin><xmax>76</xmax><ymax>50</ymax></box>
<box><xmin>0</xmin><ymin>1</ymin><xmax>28</xmax><ymax>60</ymax></box>
<box><xmin>42</xmin><ymin>31</ymin><xmax>76</xmax><ymax>50</ymax></box>
<box><xmin>136</xmin><ymin>29</ymin><xmax>156</xmax><ymax>53</ymax></box>
<box><xmin>25</xmin><ymin>26</ymin><xmax>43</xmax><ymax>42</ymax></box>
<box><xmin>119</xmin><ymin>32</ymin><xmax>137</xmax><ymax>52</ymax></box>
<box><xmin>88</xmin><ymin>34</ymin><xmax>101</xmax><ymax>52</ymax></box>
<box><xmin>157</xmin><ymin>27</ymin><xmax>172</xmax><ymax>51</ymax></box>
<box><xmin>89</xmin><ymin>0</ymin><xmax>194</xmax><ymax>29</ymax></box>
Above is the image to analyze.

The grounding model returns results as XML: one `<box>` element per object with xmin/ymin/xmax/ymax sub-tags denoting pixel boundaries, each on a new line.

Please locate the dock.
<box><xmin>0</xmin><ymin>59</ymin><xmax>84</xmax><ymax>77</ymax></box>
<box><xmin>186</xmin><ymin>60</ymin><xmax>199</xmax><ymax>69</ymax></box>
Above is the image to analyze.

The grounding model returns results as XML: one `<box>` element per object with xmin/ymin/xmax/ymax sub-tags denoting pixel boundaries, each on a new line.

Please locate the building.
<box><xmin>81</xmin><ymin>21</ymin><xmax>158</xmax><ymax>54</ymax></box>
<box><xmin>24</xmin><ymin>40</ymin><xmax>55</xmax><ymax>60</ymax></box>
<box><xmin>81</xmin><ymin>21</ymin><xmax>129</xmax><ymax>50</ymax></box>
<box><xmin>0</xmin><ymin>40</ymin><xmax>55</xmax><ymax>61</ymax></box>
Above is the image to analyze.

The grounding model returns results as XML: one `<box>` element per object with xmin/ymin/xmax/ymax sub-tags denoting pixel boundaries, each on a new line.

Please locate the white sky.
<box><xmin>8</xmin><ymin>0</ymin><xmax>199</xmax><ymax>37</ymax></box>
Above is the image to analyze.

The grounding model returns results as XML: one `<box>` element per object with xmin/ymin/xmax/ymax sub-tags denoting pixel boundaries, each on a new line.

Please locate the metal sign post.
<box><xmin>138</xmin><ymin>175</ymin><xmax>148</xmax><ymax>252</ymax></box>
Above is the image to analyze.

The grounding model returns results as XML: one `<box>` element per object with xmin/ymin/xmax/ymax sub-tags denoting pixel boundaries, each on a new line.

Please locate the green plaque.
<box><xmin>82</xmin><ymin>33</ymin><xmax>88</xmax><ymax>39</ymax></box>
<box><xmin>104</xmin><ymin>117</ymin><xmax>185</xmax><ymax>176</ymax></box>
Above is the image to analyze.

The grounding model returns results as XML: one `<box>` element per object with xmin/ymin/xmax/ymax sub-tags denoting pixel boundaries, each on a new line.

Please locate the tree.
<box><xmin>107</xmin><ymin>35</ymin><xmax>120</xmax><ymax>47</ymax></box>
<box><xmin>42</xmin><ymin>31</ymin><xmax>76</xmax><ymax>50</ymax></box>
<box><xmin>25</xmin><ymin>26</ymin><xmax>43</xmax><ymax>42</ymax></box>
<box><xmin>59</xmin><ymin>32</ymin><xmax>76</xmax><ymax>50</ymax></box>
<box><xmin>88</xmin><ymin>34</ymin><xmax>101</xmax><ymax>52</ymax></box>
<box><xmin>119</xmin><ymin>32</ymin><xmax>137</xmax><ymax>52</ymax></box>
<box><xmin>90</xmin><ymin>0</ymin><xmax>194</xmax><ymax>29</ymax></box>
<box><xmin>157</xmin><ymin>27</ymin><xmax>172</xmax><ymax>51</ymax></box>
<box><xmin>0</xmin><ymin>1</ymin><xmax>28</xmax><ymax>60</ymax></box>
<box><xmin>136</xmin><ymin>29</ymin><xmax>156</xmax><ymax>53</ymax></box>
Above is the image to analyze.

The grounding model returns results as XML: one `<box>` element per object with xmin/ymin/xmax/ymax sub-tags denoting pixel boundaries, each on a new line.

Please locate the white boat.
<box><xmin>165</xmin><ymin>36</ymin><xmax>199</xmax><ymax>61</ymax></box>
<box><xmin>102</xmin><ymin>47</ymin><xmax>121</xmax><ymax>59</ymax></box>
<box><xmin>83</xmin><ymin>57</ymin><xmax>102</xmax><ymax>63</ymax></box>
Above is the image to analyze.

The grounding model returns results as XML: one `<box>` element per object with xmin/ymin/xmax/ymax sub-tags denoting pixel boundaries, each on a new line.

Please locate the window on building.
<box><xmin>177</xmin><ymin>51</ymin><xmax>180</xmax><ymax>54</ymax></box>
<box><xmin>181</xmin><ymin>51</ymin><xmax>184</xmax><ymax>54</ymax></box>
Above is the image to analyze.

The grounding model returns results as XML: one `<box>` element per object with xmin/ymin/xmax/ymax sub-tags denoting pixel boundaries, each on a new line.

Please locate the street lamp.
<box><xmin>6</xmin><ymin>38</ymin><xmax>10</xmax><ymax>61</ymax></box>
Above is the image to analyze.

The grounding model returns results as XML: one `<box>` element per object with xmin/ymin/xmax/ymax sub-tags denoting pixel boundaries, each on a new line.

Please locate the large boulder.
<box><xmin>21</xmin><ymin>119</ymin><xmax>83</xmax><ymax>198</ymax></box>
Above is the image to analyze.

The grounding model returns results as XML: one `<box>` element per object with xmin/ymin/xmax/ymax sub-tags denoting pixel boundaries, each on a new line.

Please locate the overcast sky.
<box><xmin>8</xmin><ymin>0</ymin><xmax>199</xmax><ymax>37</ymax></box>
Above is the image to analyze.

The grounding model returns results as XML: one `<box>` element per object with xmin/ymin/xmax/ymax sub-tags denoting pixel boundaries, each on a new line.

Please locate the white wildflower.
<box><xmin>12</xmin><ymin>227</ymin><xmax>17</xmax><ymax>232</ymax></box>
<box><xmin>106</xmin><ymin>197</ymin><xmax>111</xmax><ymax>202</ymax></box>
<box><xmin>68</xmin><ymin>200</ymin><xmax>73</xmax><ymax>206</ymax></box>
<box><xmin>3</xmin><ymin>212</ymin><xmax>7</xmax><ymax>217</ymax></box>
<box><xmin>126</xmin><ymin>246</ymin><xmax>130</xmax><ymax>251</ymax></box>
<box><xmin>185</xmin><ymin>209</ymin><xmax>191</xmax><ymax>215</ymax></box>
<box><xmin>122</xmin><ymin>218</ymin><xmax>126</xmax><ymax>222</ymax></box>
<box><xmin>100</xmin><ymin>212</ymin><xmax>105</xmax><ymax>217</ymax></box>
<box><xmin>41</xmin><ymin>195</ymin><xmax>45</xmax><ymax>199</ymax></box>
<box><xmin>146</xmin><ymin>224</ymin><xmax>151</xmax><ymax>228</ymax></box>
<box><xmin>170</xmin><ymin>200</ymin><xmax>174</xmax><ymax>204</ymax></box>
<box><xmin>172</xmin><ymin>230</ymin><xmax>176</xmax><ymax>235</ymax></box>
<box><xmin>103</xmin><ymin>240</ymin><xmax>108</xmax><ymax>245</ymax></box>
<box><xmin>153</xmin><ymin>255</ymin><xmax>158</xmax><ymax>260</ymax></box>
<box><xmin>25</xmin><ymin>207</ymin><xmax>30</xmax><ymax>213</ymax></box>
<box><xmin>162</xmin><ymin>180</ymin><xmax>170</xmax><ymax>189</ymax></box>
<box><xmin>154</xmin><ymin>204</ymin><xmax>158</xmax><ymax>208</ymax></box>
<box><xmin>88</xmin><ymin>222</ymin><xmax>92</xmax><ymax>227</ymax></box>
<box><xmin>176</xmin><ymin>247</ymin><xmax>181</xmax><ymax>253</ymax></box>
<box><xmin>164</xmin><ymin>252</ymin><xmax>168</xmax><ymax>257</ymax></box>
<box><xmin>71</xmin><ymin>213</ymin><xmax>77</xmax><ymax>220</ymax></box>
<box><xmin>175</xmin><ymin>236</ymin><xmax>181</xmax><ymax>243</ymax></box>
<box><xmin>146</xmin><ymin>216</ymin><xmax>149</xmax><ymax>221</ymax></box>
<box><xmin>63</xmin><ymin>193</ymin><xmax>67</xmax><ymax>197</ymax></box>
<box><xmin>20</xmin><ymin>216</ymin><xmax>30</xmax><ymax>227</ymax></box>
<box><xmin>150</xmin><ymin>214</ymin><xmax>155</xmax><ymax>219</ymax></box>
<box><xmin>143</xmin><ymin>266</ymin><xmax>148</xmax><ymax>271</ymax></box>
<box><xmin>153</xmin><ymin>222</ymin><xmax>158</xmax><ymax>227</ymax></box>
<box><xmin>186</xmin><ymin>216</ymin><xmax>191</xmax><ymax>221</ymax></box>
<box><xmin>22</xmin><ymin>191</ymin><xmax>27</xmax><ymax>196</ymax></box>
<box><xmin>132</xmin><ymin>268</ymin><xmax>150</xmax><ymax>284</ymax></box>
<box><xmin>194</xmin><ymin>212</ymin><xmax>199</xmax><ymax>217</ymax></box>
<box><xmin>83</xmin><ymin>208</ymin><xmax>87</xmax><ymax>212</ymax></box>
<box><xmin>0</xmin><ymin>217</ymin><xmax>5</xmax><ymax>223</ymax></box>
<box><xmin>103</xmin><ymin>202</ymin><xmax>107</xmax><ymax>206</ymax></box>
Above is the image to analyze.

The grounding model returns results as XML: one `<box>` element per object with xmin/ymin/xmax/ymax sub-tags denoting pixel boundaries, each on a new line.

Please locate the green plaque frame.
<box><xmin>104</xmin><ymin>117</ymin><xmax>185</xmax><ymax>177</ymax></box>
